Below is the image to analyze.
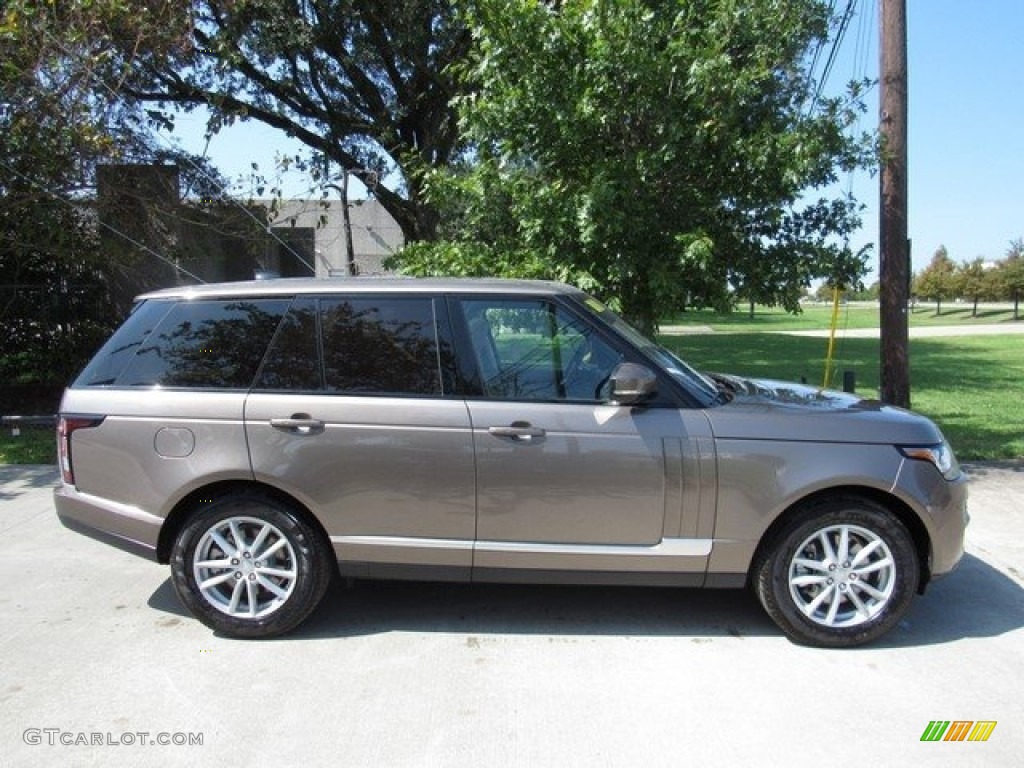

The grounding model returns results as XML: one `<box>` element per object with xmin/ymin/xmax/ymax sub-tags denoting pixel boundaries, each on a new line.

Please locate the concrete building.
<box><xmin>95</xmin><ymin>164</ymin><xmax>405</xmax><ymax>309</ymax></box>
<box><xmin>260</xmin><ymin>198</ymin><xmax>403</xmax><ymax>278</ymax></box>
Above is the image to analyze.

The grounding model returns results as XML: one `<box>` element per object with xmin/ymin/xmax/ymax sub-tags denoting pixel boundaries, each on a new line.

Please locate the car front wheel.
<box><xmin>170</xmin><ymin>493</ymin><xmax>333</xmax><ymax>638</ymax></box>
<box><xmin>754</xmin><ymin>497</ymin><xmax>919</xmax><ymax>647</ymax></box>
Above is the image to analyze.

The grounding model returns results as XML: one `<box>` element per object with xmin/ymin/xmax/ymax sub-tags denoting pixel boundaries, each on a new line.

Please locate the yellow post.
<box><xmin>823</xmin><ymin>286</ymin><xmax>842</xmax><ymax>388</ymax></box>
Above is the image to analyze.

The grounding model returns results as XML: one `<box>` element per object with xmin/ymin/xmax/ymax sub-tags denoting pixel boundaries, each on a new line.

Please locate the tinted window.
<box><xmin>460</xmin><ymin>299</ymin><xmax>622</xmax><ymax>401</ymax></box>
<box><xmin>73</xmin><ymin>300</ymin><xmax>175</xmax><ymax>387</ymax></box>
<box><xmin>321</xmin><ymin>297</ymin><xmax>442</xmax><ymax>395</ymax></box>
<box><xmin>115</xmin><ymin>299</ymin><xmax>289</xmax><ymax>388</ymax></box>
<box><xmin>254</xmin><ymin>297</ymin><xmax>321</xmax><ymax>391</ymax></box>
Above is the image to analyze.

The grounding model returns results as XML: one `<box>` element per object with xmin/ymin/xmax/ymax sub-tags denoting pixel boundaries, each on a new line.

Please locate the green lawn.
<box><xmin>0</xmin><ymin>428</ymin><xmax>55</xmax><ymax>465</ymax></box>
<box><xmin>2</xmin><ymin>314</ymin><xmax>1020</xmax><ymax>463</ymax></box>
<box><xmin>660</xmin><ymin>332</ymin><xmax>1024</xmax><ymax>461</ymax></box>
<box><xmin>663</xmin><ymin>302</ymin><xmax>1022</xmax><ymax>332</ymax></box>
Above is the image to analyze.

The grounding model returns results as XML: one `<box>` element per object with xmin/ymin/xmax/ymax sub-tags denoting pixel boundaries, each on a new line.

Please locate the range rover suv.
<box><xmin>55</xmin><ymin>278</ymin><xmax>968</xmax><ymax>646</ymax></box>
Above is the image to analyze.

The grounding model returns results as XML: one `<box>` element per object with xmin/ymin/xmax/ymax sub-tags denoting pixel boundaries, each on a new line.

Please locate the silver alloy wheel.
<box><xmin>192</xmin><ymin>516</ymin><xmax>298</xmax><ymax>618</ymax></box>
<box><xmin>787</xmin><ymin>523</ymin><xmax>896</xmax><ymax>628</ymax></box>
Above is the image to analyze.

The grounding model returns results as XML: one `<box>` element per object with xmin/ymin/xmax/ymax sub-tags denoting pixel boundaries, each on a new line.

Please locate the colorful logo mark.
<box><xmin>920</xmin><ymin>721</ymin><xmax>997</xmax><ymax>742</ymax></box>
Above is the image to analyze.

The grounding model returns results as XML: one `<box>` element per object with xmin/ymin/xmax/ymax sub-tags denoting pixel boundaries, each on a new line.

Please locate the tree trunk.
<box><xmin>370</xmin><ymin>181</ymin><xmax>439</xmax><ymax>245</ymax></box>
<box><xmin>621</xmin><ymin>278</ymin><xmax>658</xmax><ymax>340</ymax></box>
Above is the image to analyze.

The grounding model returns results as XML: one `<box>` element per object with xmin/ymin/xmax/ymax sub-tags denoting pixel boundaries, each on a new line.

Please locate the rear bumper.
<box><xmin>54</xmin><ymin>484</ymin><xmax>162</xmax><ymax>561</ymax></box>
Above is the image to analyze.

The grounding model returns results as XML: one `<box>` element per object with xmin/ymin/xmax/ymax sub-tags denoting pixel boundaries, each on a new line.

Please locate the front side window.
<box><xmin>460</xmin><ymin>299</ymin><xmax>622</xmax><ymax>402</ymax></box>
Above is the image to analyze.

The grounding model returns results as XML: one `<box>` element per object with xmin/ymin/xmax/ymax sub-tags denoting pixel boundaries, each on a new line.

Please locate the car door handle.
<box><xmin>488</xmin><ymin>422</ymin><xmax>546</xmax><ymax>442</ymax></box>
<box><xmin>269</xmin><ymin>416</ymin><xmax>325</xmax><ymax>435</ymax></box>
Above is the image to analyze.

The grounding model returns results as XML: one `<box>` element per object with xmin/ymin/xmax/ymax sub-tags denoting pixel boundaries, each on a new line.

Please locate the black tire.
<box><xmin>170</xmin><ymin>492</ymin><xmax>334</xmax><ymax>639</ymax></box>
<box><xmin>753</xmin><ymin>496</ymin><xmax>919</xmax><ymax>648</ymax></box>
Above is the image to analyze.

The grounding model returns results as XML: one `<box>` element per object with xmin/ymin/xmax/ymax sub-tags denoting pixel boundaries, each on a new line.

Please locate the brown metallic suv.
<box><xmin>55</xmin><ymin>278</ymin><xmax>968</xmax><ymax>646</ymax></box>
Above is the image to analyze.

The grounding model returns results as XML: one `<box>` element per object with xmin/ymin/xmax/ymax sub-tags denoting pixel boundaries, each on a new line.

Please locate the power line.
<box><xmin>805</xmin><ymin>0</ymin><xmax>859</xmax><ymax>118</ymax></box>
<box><xmin>0</xmin><ymin>156</ymin><xmax>207</xmax><ymax>284</ymax></box>
<box><xmin>36</xmin><ymin>27</ymin><xmax>317</xmax><ymax>275</ymax></box>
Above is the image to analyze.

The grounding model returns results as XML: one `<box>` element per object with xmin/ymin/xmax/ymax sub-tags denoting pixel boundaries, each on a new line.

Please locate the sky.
<box><xmin>168</xmin><ymin>0</ymin><xmax>1024</xmax><ymax>282</ymax></box>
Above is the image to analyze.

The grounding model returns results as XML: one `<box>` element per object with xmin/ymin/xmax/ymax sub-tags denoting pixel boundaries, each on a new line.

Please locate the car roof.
<box><xmin>136</xmin><ymin>277</ymin><xmax>583</xmax><ymax>301</ymax></box>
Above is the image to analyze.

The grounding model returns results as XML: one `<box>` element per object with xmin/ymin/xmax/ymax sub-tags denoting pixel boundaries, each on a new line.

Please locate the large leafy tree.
<box><xmin>115</xmin><ymin>0</ymin><xmax>472</xmax><ymax>243</ymax></box>
<box><xmin>394</xmin><ymin>0</ymin><xmax>873</xmax><ymax>334</ymax></box>
<box><xmin>0</xmin><ymin>1</ymin><xmax>222</xmax><ymax>405</ymax></box>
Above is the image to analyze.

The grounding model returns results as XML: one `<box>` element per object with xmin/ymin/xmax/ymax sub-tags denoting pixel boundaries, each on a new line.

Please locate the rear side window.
<box><xmin>322</xmin><ymin>297</ymin><xmax>442</xmax><ymax>395</ymax></box>
<box><xmin>255</xmin><ymin>295</ymin><xmax>449</xmax><ymax>396</ymax></box>
<box><xmin>77</xmin><ymin>298</ymin><xmax>290</xmax><ymax>389</ymax></box>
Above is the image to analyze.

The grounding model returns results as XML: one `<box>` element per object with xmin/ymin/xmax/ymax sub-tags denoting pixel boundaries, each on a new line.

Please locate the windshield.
<box><xmin>578</xmin><ymin>295</ymin><xmax>720</xmax><ymax>405</ymax></box>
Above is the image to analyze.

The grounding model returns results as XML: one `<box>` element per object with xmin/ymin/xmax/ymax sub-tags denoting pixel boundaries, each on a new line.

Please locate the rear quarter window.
<box><xmin>76</xmin><ymin>298</ymin><xmax>290</xmax><ymax>389</ymax></box>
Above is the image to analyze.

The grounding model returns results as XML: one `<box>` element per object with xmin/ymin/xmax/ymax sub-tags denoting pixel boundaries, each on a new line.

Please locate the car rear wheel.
<box><xmin>171</xmin><ymin>493</ymin><xmax>333</xmax><ymax>638</ymax></box>
<box><xmin>754</xmin><ymin>497</ymin><xmax>919</xmax><ymax>647</ymax></box>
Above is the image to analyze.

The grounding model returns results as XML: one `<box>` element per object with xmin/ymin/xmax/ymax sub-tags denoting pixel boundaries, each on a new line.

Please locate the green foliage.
<box><xmin>989</xmin><ymin>238</ymin><xmax>1024</xmax><ymax>319</ymax></box>
<box><xmin>953</xmin><ymin>257</ymin><xmax>992</xmax><ymax>316</ymax></box>
<box><xmin>913</xmin><ymin>246</ymin><xmax>957</xmax><ymax>314</ymax></box>
<box><xmin>0</xmin><ymin>2</ymin><xmax>209</xmax><ymax>408</ymax></box>
<box><xmin>658</xmin><ymin>332</ymin><xmax>1024</xmax><ymax>460</ymax></box>
<box><xmin>113</xmin><ymin>0</ymin><xmax>472</xmax><ymax>243</ymax></box>
<box><xmin>390</xmin><ymin>0</ymin><xmax>874</xmax><ymax>334</ymax></box>
<box><xmin>0</xmin><ymin>428</ymin><xmax>55</xmax><ymax>465</ymax></box>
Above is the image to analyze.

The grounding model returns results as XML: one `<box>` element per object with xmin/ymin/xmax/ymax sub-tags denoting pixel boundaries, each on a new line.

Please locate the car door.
<box><xmin>454</xmin><ymin>295</ymin><xmax>715</xmax><ymax>584</ymax></box>
<box><xmin>244</xmin><ymin>294</ymin><xmax>476</xmax><ymax>577</ymax></box>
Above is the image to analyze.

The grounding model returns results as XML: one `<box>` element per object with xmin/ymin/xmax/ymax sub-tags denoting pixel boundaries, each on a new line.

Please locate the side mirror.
<box><xmin>609</xmin><ymin>362</ymin><xmax>658</xmax><ymax>406</ymax></box>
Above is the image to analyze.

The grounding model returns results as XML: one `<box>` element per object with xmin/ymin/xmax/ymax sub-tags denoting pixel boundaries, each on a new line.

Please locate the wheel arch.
<box><xmin>156</xmin><ymin>479</ymin><xmax>333</xmax><ymax>566</ymax></box>
<box><xmin>748</xmin><ymin>485</ymin><xmax>932</xmax><ymax>593</ymax></box>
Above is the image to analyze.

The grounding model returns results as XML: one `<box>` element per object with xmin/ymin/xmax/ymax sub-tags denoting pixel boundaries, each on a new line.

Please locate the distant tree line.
<box><xmin>810</xmin><ymin>240</ymin><xmax>1024</xmax><ymax>320</ymax></box>
<box><xmin>912</xmin><ymin>241</ymin><xmax>1024</xmax><ymax>319</ymax></box>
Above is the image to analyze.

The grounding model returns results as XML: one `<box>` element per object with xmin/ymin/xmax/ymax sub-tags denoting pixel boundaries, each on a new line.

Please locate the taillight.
<box><xmin>57</xmin><ymin>415</ymin><xmax>104</xmax><ymax>485</ymax></box>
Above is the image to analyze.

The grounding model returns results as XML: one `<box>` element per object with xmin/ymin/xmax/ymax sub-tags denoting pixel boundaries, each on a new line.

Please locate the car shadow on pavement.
<box><xmin>963</xmin><ymin>461</ymin><xmax>1024</xmax><ymax>477</ymax></box>
<box><xmin>874</xmin><ymin>553</ymin><xmax>1024</xmax><ymax>649</ymax></box>
<box><xmin>148</xmin><ymin>576</ymin><xmax>778</xmax><ymax>640</ymax></box>
<box><xmin>299</xmin><ymin>580</ymin><xmax>779</xmax><ymax>641</ymax></box>
<box><xmin>146</xmin><ymin>552</ymin><xmax>1022</xmax><ymax>646</ymax></box>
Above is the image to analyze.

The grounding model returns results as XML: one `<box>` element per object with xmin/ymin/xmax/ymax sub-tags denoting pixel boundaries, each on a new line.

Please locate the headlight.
<box><xmin>900</xmin><ymin>442</ymin><xmax>961</xmax><ymax>481</ymax></box>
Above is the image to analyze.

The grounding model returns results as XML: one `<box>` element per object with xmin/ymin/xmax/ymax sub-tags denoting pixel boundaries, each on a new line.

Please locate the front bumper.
<box><xmin>893</xmin><ymin>457</ymin><xmax>969</xmax><ymax>582</ymax></box>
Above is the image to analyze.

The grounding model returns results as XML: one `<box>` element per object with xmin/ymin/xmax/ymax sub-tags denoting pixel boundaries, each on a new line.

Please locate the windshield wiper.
<box><xmin>705</xmin><ymin>372</ymin><xmax>738</xmax><ymax>404</ymax></box>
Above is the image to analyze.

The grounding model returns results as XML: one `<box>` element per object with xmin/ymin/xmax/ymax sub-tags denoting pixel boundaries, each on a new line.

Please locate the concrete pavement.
<box><xmin>1</xmin><ymin>464</ymin><xmax>1022</xmax><ymax>767</ymax></box>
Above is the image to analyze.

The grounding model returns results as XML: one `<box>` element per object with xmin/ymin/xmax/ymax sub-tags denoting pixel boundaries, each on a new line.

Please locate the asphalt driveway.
<box><xmin>1</xmin><ymin>464</ymin><xmax>1021</xmax><ymax>767</ymax></box>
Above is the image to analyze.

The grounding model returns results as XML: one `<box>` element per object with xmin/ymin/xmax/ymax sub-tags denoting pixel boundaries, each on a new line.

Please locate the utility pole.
<box><xmin>879</xmin><ymin>0</ymin><xmax>910</xmax><ymax>408</ymax></box>
<box><xmin>321</xmin><ymin>152</ymin><xmax>359</xmax><ymax>277</ymax></box>
<box><xmin>340</xmin><ymin>168</ymin><xmax>357</xmax><ymax>276</ymax></box>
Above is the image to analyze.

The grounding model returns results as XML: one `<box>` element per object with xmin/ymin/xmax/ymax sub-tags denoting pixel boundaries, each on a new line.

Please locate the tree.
<box><xmin>390</xmin><ymin>0</ymin><xmax>873</xmax><ymax>335</ymax></box>
<box><xmin>113</xmin><ymin>0</ymin><xmax>472</xmax><ymax>244</ymax></box>
<box><xmin>913</xmin><ymin>246</ymin><xmax>957</xmax><ymax>316</ymax></box>
<box><xmin>0</xmin><ymin>2</ymin><xmax>229</xmax><ymax>407</ymax></box>
<box><xmin>991</xmin><ymin>238</ymin><xmax>1024</xmax><ymax>320</ymax></box>
<box><xmin>954</xmin><ymin>257</ymin><xmax>991</xmax><ymax>317</ymax></box>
